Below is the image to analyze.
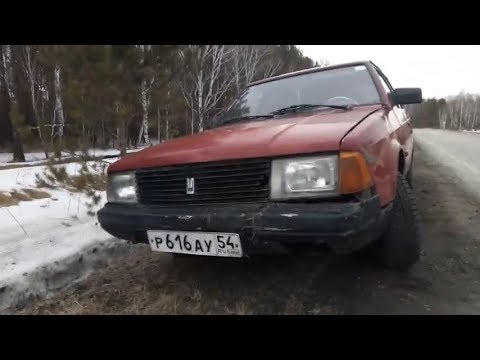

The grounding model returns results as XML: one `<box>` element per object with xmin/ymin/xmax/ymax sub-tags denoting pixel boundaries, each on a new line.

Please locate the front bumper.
<box><xmin>97</xmin><ymin>195</ymin><xmax>392</xmax><ymax>256</ymax></box>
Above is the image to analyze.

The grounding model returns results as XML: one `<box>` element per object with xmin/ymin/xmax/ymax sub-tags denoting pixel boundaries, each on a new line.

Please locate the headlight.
<box><xmin>270</xmin><ymin>155</ymin><xmax>339</xmax><ymax>200</ymax></box>
<box><xmin>107</xmin><ymin>172</ymin><xmax>137</xmax><ymax>203</ymax></box>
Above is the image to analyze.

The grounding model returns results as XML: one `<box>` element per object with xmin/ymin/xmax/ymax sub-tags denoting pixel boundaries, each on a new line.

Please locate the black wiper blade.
<box><xmin>270</xmin><ymin>103</ymin><xmax>352</xmax><ymax>115</ymax></box>
<box><xmin>221</xmin><ymin>114</ymin><xmax>274</xmax><ymax>125</ymax></box>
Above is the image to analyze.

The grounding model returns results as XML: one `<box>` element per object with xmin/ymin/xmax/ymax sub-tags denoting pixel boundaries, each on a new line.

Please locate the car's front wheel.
<box><xmin>369</xmin><ymin>173</ymin><xmax>421</xmax><ymax>271</ymax></box>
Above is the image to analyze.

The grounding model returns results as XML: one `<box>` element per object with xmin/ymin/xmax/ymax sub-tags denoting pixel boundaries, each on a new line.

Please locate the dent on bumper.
<box><xmin>97</xmin><ymin>196</ymin><xmax>392</xmax><ymax>255</ymax></box>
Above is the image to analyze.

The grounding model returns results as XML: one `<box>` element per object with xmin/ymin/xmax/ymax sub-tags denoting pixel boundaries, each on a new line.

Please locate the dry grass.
<box><xmin>15</xmin><ymin>246</ymin><xmax>337</xmax><ymax>315</ymax></box>
<box><xmin>34</xmin><ymin>159</ymin><xmax>107</xmax><ymax>217</ymax></box>
<box><xmin>0</xmin><ymin>192</ymin><xmax>18</xmax><ymax>207</ymax></box>
<box><xmin>21</xmin><ymin>188</ymin><xmax>51</xmax><ymax>199</ymax></box>
<box><xmin>35</xmin><ymin>160</ymin><xmax>107</xmax><ymax>193</ymax></box>
<box><xmin>67</xmin><ymin>173</ymin><xmax>107</xmax><ymax>193</ymax></box>
<box><xmin>0</xmin><ymin>188</ymin><xmax>51</xmax><ymax>208</ymax></box>
<box><xmin>10</xmin><ymin>191</ymin><xmax>31</xmax><ymax>202</ymax></box>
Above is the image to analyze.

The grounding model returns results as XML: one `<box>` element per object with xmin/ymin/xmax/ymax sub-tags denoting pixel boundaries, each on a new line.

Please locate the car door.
<box><xmin>375</xmin><ymin>70</ymin><xmax>414</xmax><ymax>176</ymax></box>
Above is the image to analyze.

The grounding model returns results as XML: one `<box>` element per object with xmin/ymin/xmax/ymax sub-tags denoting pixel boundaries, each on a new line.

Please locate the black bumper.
<box><xmin>97</xmin><ymin>196</ymin><xmax>392</xmax><ymax>256</ymax></box>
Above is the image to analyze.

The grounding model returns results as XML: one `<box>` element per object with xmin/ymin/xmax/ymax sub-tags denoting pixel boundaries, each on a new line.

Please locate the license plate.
<box><xmin>146</xmin><ymin>230</ymin><xmax>243</xmax><ymax>257</ymax></box>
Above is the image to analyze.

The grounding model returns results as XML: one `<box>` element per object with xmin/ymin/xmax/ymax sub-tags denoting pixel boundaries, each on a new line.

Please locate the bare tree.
<box><xmin>2</xmin><ymin>45</ymin><xmax>14</xmax><ymax>100</ymax></box>
<box><xmin>23</xmin><ymin>46</ymin><xmax>39</xmax><ymax>123</ymax></box>
<box><xmin>231</xmin><ymin>45</ymin><xmax>270</xmax><ymax>94</ymax></box>
<box><xmin>137</xmin><ymin>45</ymin><xmax>154</xmax><ymax>146</ymax></box>
<box><xmin>179</xmin><ymin>76</ymin><xmax>196</xmax><ymax>133</ymax></box>
<box><xmin>439</xmin><ymin>108</ymin><xmax>447</xmax><ymax>129</ymax></box>
<box><xmin>472</xmin><ymin>97</ymin><xmax>478</xmax><ymax>130</ymax></box>
<box><xmin>436</xmin><ymin>93</ymin><xmax>480</xmax><ymax>131</ymax></box>
<box><xmin>262</xmin><ymin>58</ymin><xmax>282</xmax><ymax>79</ymax></box>
<box><xmin>53</xmin><ymin>64</ymin><xmax>65</xmax><ymax>142</ymax></box>
<box><xmin>179</xmin><ymin>45</ymin><xmax>235</xmax><ymax>132</ymax></box>
<box><xmin>22</xmin><ymin>45</ymin><xmax>49</xmax><ymax>158</ymax></box>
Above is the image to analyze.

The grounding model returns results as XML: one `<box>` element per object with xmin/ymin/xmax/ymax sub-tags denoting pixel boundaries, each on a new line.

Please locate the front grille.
<box><xmin>136</xmin><ymin>158</ymin><xmax>271</xmax><ymax>206</ymax></box>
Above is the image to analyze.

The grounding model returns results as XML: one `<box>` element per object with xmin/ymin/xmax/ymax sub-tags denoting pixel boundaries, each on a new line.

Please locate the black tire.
<box><xmin>406</xmin><ymin>163</ymin><xmax>413</xmax><ymax>188</ymax></box>
<box><xmin>370</xmin><ymin>173</ymin><xmax>421</xmax><ymax>271</ymax></box>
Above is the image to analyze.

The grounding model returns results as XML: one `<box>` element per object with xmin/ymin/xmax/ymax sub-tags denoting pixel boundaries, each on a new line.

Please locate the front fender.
<box><xmin>340</xmin><ymin>111</ymin><xmax>400</xmax><ymax>207</ymax></box>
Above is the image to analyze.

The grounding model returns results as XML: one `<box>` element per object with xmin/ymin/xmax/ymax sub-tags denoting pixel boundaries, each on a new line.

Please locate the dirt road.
<box><xmin>13</xmin><ymin>129</ymin><xmax>480</xmax><ymax>314</ymax></box>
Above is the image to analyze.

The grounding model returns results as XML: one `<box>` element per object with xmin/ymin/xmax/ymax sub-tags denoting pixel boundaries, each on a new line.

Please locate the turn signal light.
<box><xmin>339</xmin><ymin>152</ymin><xmax>373</xmax><ymax>194</ymax></box>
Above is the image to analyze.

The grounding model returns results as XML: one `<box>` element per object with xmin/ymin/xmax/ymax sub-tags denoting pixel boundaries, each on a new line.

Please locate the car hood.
<box><xmin>109</xmin><ymin>105</ymin><xmax>382</xmax><ymax>172</ymax></box>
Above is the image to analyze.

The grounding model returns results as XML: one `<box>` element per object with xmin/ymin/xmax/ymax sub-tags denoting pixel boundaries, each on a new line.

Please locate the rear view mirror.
<box><xmin>391</xmin><ymin>88</ymin><xmax>423</xmax><ymax>105</ymax></box>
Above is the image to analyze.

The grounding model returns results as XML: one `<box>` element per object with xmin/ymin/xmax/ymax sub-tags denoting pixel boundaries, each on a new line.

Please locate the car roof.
<box><xmin>247</xmin><ymin>60</ymin><xmax>373</xmax><ymax>88</ymax></box>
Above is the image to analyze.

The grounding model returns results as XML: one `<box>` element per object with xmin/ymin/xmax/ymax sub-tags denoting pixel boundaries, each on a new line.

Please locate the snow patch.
<box><xmin>0</xmin><ymin>159</ymin><xmax>127</xmax><ymax>311</ymax></box>
<box><xmin>0</xmin><ymin>148</ymin><xmax>142</xmax><ymax>167</ymax></box>
<box><xmin>0</xmin><ymin>234</ymin><xmax>132</xmax><ymax>312</ymax></box>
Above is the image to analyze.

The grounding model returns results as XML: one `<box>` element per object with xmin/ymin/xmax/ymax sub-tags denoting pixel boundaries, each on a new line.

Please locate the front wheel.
<box><xmin>369</xmin><ymin>173</ymin><xmax>421</xmax><ymax>271</ymax></box>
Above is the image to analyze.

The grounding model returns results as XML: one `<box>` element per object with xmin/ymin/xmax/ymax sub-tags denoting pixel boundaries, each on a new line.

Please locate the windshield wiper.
<box><xmin>270</xmin><ymin>103</ymin><xmax>352</xmax><ymax>115</ymax></box>
<box><xmin>221</xmin><ymin>114</ymin><xmax>274</xmax><ymax>125</ymax></box>
<box><xmin>219</xmin><ymin>104</ymin><xmax>352</xmax><ymax>126</ymax></box>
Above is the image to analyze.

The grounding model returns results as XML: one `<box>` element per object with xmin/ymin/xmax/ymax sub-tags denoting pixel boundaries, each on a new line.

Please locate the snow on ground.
<box><xmin>0</xmin><ymin>157</ymin><xmax>128</xmax><ymax>311</ymax></box>
<box><xmin>0</xmin><ymin>147</ymin><xmax>143</xmax><ymax>167</ymax></box>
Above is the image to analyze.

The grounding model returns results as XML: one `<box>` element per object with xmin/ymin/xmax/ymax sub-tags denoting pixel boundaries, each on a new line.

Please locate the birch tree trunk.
<box><xmin>53</xmin><ymin>64</ymin><xmax>65</xmax><ymax>151</ymax></box>
<box><xmin>24</xmin><ymin>46</ymin><xmax>40</xmax><ymax>133</ymax></box>
<box><xmin>197</xmin><ymin>67</ymin><xmax>204</xmax><ymax>132</ymax></box>
<box><xmin>2</xmin><ymin>45</ymin><xmax>14</xmax><ymax>100</ymax></box>
<box><xmin>117</xmin><ymin>104</ymin><xmax>127</xmax><ymax>157</ymax></box>
<box><xmin>137</xmin><ymin>45</ymin><xmax>152</xmax><ymax>146</ymax></box>
<box><xmin>23</xmin><ymin>45</ymin><xmax>48</xmax><ymax>159</ymax></box>
<box><xmin>137</xmin><ymin>77</ymin><xmax>150</xmax><ymax>146</ymax></box>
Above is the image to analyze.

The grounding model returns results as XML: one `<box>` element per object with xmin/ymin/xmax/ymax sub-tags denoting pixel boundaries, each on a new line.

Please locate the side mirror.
<box><xmin>391</xmin><ymin>88</ymin><xmax>423</xmax><ymax>105</ymax></box>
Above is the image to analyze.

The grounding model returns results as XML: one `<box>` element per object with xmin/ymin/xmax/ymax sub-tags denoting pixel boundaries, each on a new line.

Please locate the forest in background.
<box><xmin>0</xmin><ymin>45</ymin><xmax>323</xmax><ymax>162</ymax></box>
<box><xmin>406</xmin><ymin>93</ymin><xmax>480</xmax><ymax>131</ymax></box>
<box><xmin>1</xmin><ymin>44</ymin><xmax>478</xmax><ymax>164</ymax></box>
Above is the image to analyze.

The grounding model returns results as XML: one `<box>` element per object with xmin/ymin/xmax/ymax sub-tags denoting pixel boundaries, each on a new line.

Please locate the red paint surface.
<box><xmin>341</xmin><ymin>106</ymin><xmax>413</xmax><ymax>206</ymax></box>
<box><xmin>108</xmin><ymin>105</ymin><xmax>382</xmax><ymax>173</ymax></box>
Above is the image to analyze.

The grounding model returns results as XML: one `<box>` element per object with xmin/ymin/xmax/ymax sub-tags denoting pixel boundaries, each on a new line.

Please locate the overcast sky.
<box><xmin>296</xmin><ymin>45</ymin><xmax>480</xmax><ymax>99</ymax></box>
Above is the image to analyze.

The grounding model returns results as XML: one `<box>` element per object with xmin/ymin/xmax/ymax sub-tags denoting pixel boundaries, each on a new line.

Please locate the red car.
<box><xmin>98</xmin><ymin>61</ymin><xmax>423</xmax><ymax>271</ymax></box>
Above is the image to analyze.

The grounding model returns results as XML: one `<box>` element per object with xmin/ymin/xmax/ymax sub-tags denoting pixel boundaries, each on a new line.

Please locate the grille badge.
<box><xmin>186</xmin><ymin>177</ymin><xmax>195</xmax><ymax>195</ymax></box>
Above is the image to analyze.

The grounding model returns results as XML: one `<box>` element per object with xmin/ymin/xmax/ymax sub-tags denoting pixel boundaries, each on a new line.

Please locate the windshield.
<box><xmin>215</xmin><ymin>65</ymin><xmax>381</xmax><ymax>126</ymax></box>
